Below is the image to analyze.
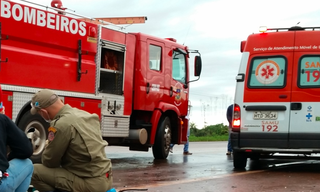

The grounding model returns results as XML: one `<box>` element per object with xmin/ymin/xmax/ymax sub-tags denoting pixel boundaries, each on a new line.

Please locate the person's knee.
<box><xmin>10</xmin><ymin>158</ymin><xmax>34</xmax><ymax>174</ymax></box>
<box><xmin>32</xmin><ymin>164</ymin><xmax>44</xmax><ymax>181</ymax></box>
<box><xmin>25</xmin><ymin>158</ymin><xmax>34</xmax><ymax>172</ymax></box>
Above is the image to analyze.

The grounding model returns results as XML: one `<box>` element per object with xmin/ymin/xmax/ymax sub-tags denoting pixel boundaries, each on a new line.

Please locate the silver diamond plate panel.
<box><xmin>12</xmin><ymin>92</ymin><xmax>33</xmax><ymax>122</ymax></box>
<box><xmin>101</xmin><ymin>93</ymin><xmax>124</xmax><ymax>116</ymax></box>
<box><xmin>101</xmin><ymin>115</ymin><xmax>129</xmax><ymax>137</ymax></box>
<box><xmin>2</xmin><ymin>85</ymin><xmax>100</xmax><ymax>99</ymax></box>
<box><xmin>12</xmin><ymin>92</ymin><xmax>65</xmax><ymax>122</ymax></box>
<box><xmin>95</xmin><ymin>25</ymin><xmax>102</xmax><ymax>95</ymax></box>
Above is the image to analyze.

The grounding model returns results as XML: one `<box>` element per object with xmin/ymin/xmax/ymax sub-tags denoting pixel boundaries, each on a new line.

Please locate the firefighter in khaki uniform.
<box><xmin>30</xmin><ymin>89</ymin><xmax>113</xmax><ymax>192</ymax></box>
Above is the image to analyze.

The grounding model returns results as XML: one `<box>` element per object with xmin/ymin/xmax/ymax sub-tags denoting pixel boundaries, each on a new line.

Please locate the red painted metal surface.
<box><xmin>64</xmin><ymin>96</ymin><xmax>101</xmax><ymax>119</ymax></box>
<box><xmin>243</xmin><ymin>31</ymin><xmax>294</xmax><ymax>103</ymax></box>
<box><xmin>0</xmin><ymin>0</ymin><xmax>97</xmax><ymax>93</ymax></box>
<box><xmin>243</xmin><ymin>30</ymin><xmax>320</xmax><ymax>103</ymax></box>
<box><xmin>122</xmin><ymin>34</ymin><xmax>135</xmax><ymax>116</ymax></box>
<box><xmin>100</xmin><ymin>27</ymin><xmax>126</xmax><ymax>45</ymax></box>
<box><xmin>132</xmin><ymin>33</ymin><xmax>189</xmax><ymax>117</ymax></box>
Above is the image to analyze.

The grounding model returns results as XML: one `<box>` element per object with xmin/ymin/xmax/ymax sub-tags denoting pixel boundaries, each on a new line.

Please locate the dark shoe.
<box><xmin>226</xmin><ymin>151</ymin><xmax>232</xmax><ymax>155</ymax></box>
<box><xmin>183</xmin><ymin>151</ymin><xmax>192</xmax><ymax>155</ymax></box>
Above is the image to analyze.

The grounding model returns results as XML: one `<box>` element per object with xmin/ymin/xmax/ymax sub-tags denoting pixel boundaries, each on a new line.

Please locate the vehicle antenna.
<box><xmin>183</xmin><ymin>25</ymin><xmax>191</xmax><ymax>45</ymax></box>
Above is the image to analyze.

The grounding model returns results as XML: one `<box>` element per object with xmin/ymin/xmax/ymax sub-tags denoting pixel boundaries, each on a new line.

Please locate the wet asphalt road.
<box><xmin>106</xmin><ymin>141</ymin><xmax>320</xmax><ymax>192</ymax></box>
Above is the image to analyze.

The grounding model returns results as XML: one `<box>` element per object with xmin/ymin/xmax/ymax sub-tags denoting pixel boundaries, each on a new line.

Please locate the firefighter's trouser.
<box><xmin>31</xmin><ymin>164</ymin><xmax>113</xmax><ymax>192</ymax></box>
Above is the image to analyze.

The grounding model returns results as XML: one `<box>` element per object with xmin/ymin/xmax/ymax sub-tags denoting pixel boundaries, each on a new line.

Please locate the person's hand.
<box><xmin>45</xmin><ymin>140</ymin><xmax>49</xmax><ymax>148</ymax></box>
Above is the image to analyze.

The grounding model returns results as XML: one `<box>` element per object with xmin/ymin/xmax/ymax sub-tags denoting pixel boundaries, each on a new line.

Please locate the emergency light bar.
<box><xmin>259</xmin><ymin>26</ymin><xmax>267</xmax><ymax>33</ymax></box>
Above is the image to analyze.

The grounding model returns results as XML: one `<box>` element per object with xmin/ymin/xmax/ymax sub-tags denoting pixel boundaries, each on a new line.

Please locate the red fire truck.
<box><xmin>0</xmin><ymin>0</ymin><xmax>202</xmax><ymax>163</ymax></box>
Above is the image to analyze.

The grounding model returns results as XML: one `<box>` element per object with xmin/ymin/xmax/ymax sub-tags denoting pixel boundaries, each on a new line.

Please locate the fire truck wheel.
<box><xmin>18</xmin><ymin>111</ymin><xmax>49</xmax><ymax>163</ymax></box>
<box><xmin>233</xmin><ymin>151</ymin><xmax>248</xmax><ymax>169</ymax></box>
<box><xmin>152</xmin><ymin>116</ymin><xmax>171</xmax><ymax>159</ymax></box>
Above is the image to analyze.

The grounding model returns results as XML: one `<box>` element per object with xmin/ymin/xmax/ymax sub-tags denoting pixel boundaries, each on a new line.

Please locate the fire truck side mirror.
<box><xmin>194</xmin><ymin>56</ymin><xmax>202</xmax><ymax>77</ymax></box>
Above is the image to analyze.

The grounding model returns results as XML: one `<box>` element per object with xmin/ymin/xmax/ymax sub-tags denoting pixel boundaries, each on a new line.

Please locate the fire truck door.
<box><xmin>170</xmin><ymin>48</ymin><xmax>188</xmax><ymax>114</ymax></box>
<box><xmin>144</xmin><ymin>40</ymin><xmax>165</xmax><ymax>111</ymax></box>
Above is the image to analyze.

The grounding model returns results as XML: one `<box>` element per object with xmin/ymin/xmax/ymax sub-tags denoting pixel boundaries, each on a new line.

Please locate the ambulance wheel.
<box><xmin>18</xmin><ymin>111</ymin><xmax>49</xmax><ymax>163</ymax></box>
<box><xmin>233</xmin><ymin>151</ymin><xmax>247</xmax><ymax>169</ymax></box>
<box><xmin>152</xmin><ymin>116</ymin><xmax>171</xmax><ymax>159</ymax></box>
<box><xmin>250</xmin><ymin>153</ymin><xmax>261</xmax><ymax>161</ymax></box>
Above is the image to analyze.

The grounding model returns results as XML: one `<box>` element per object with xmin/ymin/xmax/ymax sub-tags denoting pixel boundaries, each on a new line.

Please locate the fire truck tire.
<box><xmin>233</xmin><ymin>151</ymin><xmax>247</xmax><ymax>169</ymax></box>
<box><xmin>152</xmin><ymin>116</ymin><xmax>171</xmax><ymax>159</ymax></box>
<box><xmin>18</xmin><ymin>111</ymin><xmax>49</xmax><ymax>163</ymax></box>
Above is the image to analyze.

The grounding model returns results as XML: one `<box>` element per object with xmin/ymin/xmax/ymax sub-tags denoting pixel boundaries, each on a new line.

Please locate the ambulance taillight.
<box><xmin>232</xmin><ymin>104</ymin><xmax>241</xmax><ymax>132</ymax></box>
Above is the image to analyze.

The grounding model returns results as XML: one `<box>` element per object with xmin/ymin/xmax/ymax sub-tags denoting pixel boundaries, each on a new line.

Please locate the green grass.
<box><xmin>189</xmin><ymin>135</ymin><xmax>229</xmax><ymax>142</ymax></box>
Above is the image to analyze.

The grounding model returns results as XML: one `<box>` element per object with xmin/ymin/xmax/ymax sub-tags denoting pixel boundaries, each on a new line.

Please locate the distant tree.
<box><xmin>190</xmin><ymin>122</ymin><xmax>197</xmax><ymax>129</ymax></box>
<box><xmin>190</xmin><ymin>123</ymin><xmax>228</xmax><ymax>137</ymax></box>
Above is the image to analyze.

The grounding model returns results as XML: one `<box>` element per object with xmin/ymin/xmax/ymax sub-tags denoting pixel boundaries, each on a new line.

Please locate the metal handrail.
<box><xmin>18</xmin><ymin>0</ymin><xmax>92</xmax><ymax>19</ymax></box>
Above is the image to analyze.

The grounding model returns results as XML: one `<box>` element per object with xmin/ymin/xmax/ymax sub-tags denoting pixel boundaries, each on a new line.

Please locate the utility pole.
<box><xmin>201</xmin><ymin>102</ymin><xmax>210</xmax><ymax>128</ymax></box>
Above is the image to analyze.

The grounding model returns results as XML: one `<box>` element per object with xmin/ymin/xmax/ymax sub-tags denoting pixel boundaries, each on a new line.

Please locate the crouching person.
<box><xmin>0</xmin><ymin>114</ymin><xmax>34</xmax><ymax>191</ymax></box>
<box><xmin>30</xmin><ymin>89</ymin><xmax>113</xmax><ymax>192</ymax></box>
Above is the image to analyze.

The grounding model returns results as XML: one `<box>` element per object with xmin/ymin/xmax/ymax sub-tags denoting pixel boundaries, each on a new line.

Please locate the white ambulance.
<box><xmin>232</xmin><ymin>26</ymin><xmax>320</xmax><ymax>169</ymax></box>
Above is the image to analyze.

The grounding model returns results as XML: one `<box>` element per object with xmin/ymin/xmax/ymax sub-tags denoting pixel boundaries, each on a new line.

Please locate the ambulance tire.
<box><xmin>152</xmin><ymin>116</ymin><xmax>171</xmax><ymax>159</ymax></box>
<box><xmin>250</xmin><ymin>153</ymin><xmax>260</xmax><ymax>161</ymax></box>
<box><xmin>18</xmin><ymin>111</ymin><xmax>49</xmax><ymax>163</ymax></box>
<box><xmin>233</xmin><ymin>151</ymin><xmax>247</xmax><ymax>169</ymax></box>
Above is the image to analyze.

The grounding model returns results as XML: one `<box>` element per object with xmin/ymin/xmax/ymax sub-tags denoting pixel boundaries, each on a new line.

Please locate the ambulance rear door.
<box><xmin>289</xmin><ymin>30</ymin><xmax>320</xmax><ymax>149</ymax></box>
<box><xmin>238</xmin><ymin>31</ymin><xmax>295</xmax><ymax>149</ymax></box>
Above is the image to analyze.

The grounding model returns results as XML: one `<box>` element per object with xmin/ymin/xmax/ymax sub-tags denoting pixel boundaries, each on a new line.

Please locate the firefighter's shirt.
<box><xmin>42</xmin><ymin>104</ymin><xmax>112</xmax><ymax>178</ymax></box>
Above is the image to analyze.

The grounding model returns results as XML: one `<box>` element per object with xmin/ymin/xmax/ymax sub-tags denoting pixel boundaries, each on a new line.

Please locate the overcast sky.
<box><xmin>17</xmin><ymin>0</ymin><xmax>320</xmax><ymax>128</ymax></box>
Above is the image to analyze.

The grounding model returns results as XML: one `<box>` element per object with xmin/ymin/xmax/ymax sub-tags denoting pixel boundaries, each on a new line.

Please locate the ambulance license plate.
<box><xmin>253</xmin><ymin>111</ymin><xmax>278</xmax><ymax>120</ymax></box>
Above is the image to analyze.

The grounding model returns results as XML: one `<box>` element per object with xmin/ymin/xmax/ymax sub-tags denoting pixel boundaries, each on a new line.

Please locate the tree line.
<box><xmin>189</xmin><ymin>123</ymin><xmax>229</xmax><ymax>137</ymax></box>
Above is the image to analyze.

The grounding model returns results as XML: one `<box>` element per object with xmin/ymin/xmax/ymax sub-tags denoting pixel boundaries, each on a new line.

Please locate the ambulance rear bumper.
<box><xmin>231</xmin><ymin>132</ymin><xmax>320</xmax><ymax>155</ymax></box>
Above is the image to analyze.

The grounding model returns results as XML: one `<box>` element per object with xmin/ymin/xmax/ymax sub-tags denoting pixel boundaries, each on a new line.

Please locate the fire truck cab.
<box><xmin>0</xmin><ymin>0</ymin><xmax>202</xmax><ymax>162</ymax></box>
<box><xmin>232</xmin><ymin>26</ymin><xmax>320</xmax><ymax>169</ymax></box>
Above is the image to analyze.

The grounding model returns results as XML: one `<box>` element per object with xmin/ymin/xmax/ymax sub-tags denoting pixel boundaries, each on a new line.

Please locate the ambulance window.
<box><xmin>172</xmin><ymin>50</ymin><xmax>186</xmax><ymax>84</ymax></box>
<box><xmin>248</xmin><ymin>57</ymin><xmax>286</xmax><ymax>88</ymax></box>
<box><xmin>299</xmin><ymin>56</ymin><xmax>320</xmax><ymax>87</ymax></box>
<box><xmin>149</xmin><ymin>45</ymin><xmax>162</xmax><ymax>71</ymax></box>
